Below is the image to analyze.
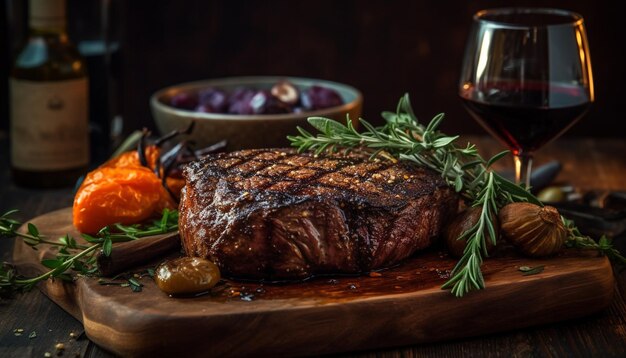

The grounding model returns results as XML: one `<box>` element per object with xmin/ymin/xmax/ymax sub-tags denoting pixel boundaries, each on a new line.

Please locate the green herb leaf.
<box><xmin>493</xmin><ymin>172</ymin><xmax>543</xmax><ymax>206</ymax></box>
<box><xmin>27</xmin><ymin>223</ymin><xmax>39</xmax><ymax>237</ymax></box>
<box><xmin>308</xmin><ymin>117</ymin><xmax>343</xmax><ymax>134</ymax></box>
<box><xmin>68</xmin><ymin>236</ymin><xmax>78</xmax><ymax>249</ymax></box>
<box><xmin>519</xmin><ymin>265</ymin><xmax>545</xmax><ymax>276</ymax></box>
<box><xmin>72</xmin><ymin>260</ymin><xmax>85</xmax><ymax>272</ymax></box>
<box><xmin>487</xmin><ymin>150</ymin><xmax>509</xmax><ymax>168</ymax></box>
<box><xmin>23</xmin><ymin>237</ymin><xmax>39</xmax><ymax>247</ymax></box>
<box><xmin>2</xmin><ymin>209</ymin><xmax>19</xmax><ymax>217</ymax></box>
<box><xmin>102</xmin><ymin>238</ymin><xmax>113</xmax><ymax>257</ymax></box>
<box><xmin>41</xmin><ymin>259</ymin><xmax>63</xmax><ymax>269</ymax></box>
<box><xmin>454</xmin><ymin>175</ymin><xmax>463</xmax><ymax>192</ymax></box>
<box><xmin>81</xmin><ymin>234</ymin><xmax>101</xmax><ymax>243</ymax></box>
<box><xmin>128</xmin><ymin>277</ymin><xmax>142</xmax><ymax>287</ymax></box>
<box><xmin>425</xmin><ymin>113</ymin><xmax>445</xmax><ymax>133</ymax></box>
<box><xmin>160</xmin><ymin>209</ymin><xmax>170</xmax><ymax>232</ymax></box>
<box><xmin>432</xmin><ymin>136</ymin><xmax>459</xmax><ymax>148</ymax></box>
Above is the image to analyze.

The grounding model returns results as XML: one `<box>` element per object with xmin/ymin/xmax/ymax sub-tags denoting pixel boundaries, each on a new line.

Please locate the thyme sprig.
<box><xmin>97</xmin><ymin>268</ymin><xmax>155</xmax><ymax>292</ymax></box>
<box><xmin>0</xmin><ymin>209</ymin><xmax>178</xmax><ymax>298</ymax></box>
<box><xmin>563</xmin><ymin>217</ymin><xmax>626</xmax><ymax>264</ymax></box>
<box><xmin>288</xmin><ymin>93</ymin><xmax>615</xmax><ymax>297</ymax></box>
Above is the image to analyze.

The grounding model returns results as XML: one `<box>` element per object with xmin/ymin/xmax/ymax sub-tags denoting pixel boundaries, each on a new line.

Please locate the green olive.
<box><xmin>155</xmin><ymin>257</ymin><xmax>221</xmax><ymax>295</ymax></box>
<box><xmin>537</xmin><ymin>186</ymin><xmax>565</xmax><ymax>203</ymax></box>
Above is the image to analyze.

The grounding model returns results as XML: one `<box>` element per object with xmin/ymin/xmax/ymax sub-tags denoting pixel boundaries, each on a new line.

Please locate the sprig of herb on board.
<box><xmin>563</xmin><ymin>217</ymin><xmax>626</xmax><ymax>263</ymax></box>
<box><xmin>518</xmin><ymin>265</ymin><xmax>545</xmax><ymax>276</ymax></box>
<box><xmin>288</xmin><ymin>93</ymin><xmax>621</xmax><ymax>297</ymax></box>
<box><xmin>97</xmin><ymin>268</ymin><xmax>155</xmax><ymax>292</ymax></box>
<box><xmin>0</xmin><ymin>209</ymin><xmax>178</xmax><ymax>298</ymax></box>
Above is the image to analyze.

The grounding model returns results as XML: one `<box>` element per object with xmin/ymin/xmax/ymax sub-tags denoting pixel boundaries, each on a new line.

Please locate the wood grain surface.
<box><xmin>11</xmin><ymin>207</ymin><xmax>616</xmax><ymax>357</ymax></box>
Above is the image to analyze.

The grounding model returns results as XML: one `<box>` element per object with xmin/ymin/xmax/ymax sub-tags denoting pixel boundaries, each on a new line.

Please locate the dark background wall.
<box><xmin>119</xmin><ymin>0</ymin><xmax>623</xmax><ymax>137</ymax></box>
<box><xmin>2</xmin><ymin>0</ymin><xmax>624</xmax><ymax>140</ymax></box>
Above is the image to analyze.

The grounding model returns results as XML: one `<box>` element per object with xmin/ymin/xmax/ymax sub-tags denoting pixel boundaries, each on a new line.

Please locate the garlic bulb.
<box><xmin>499</xmin><ymin>202</ymin><xmax>566</xmax><ymax>257</ymax></box>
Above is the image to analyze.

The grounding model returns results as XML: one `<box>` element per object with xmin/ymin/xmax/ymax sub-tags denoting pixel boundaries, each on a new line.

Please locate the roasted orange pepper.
<box><xmin>73</xmin><ymin>145</ymin><xmax>184</xmax><ymax>234</ymax></box>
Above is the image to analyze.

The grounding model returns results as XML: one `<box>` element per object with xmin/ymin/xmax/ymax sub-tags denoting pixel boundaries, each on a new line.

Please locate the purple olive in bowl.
<box><xmin>168</xmin><ymin>80</ymin><xmax>344</xmax><ymax>115</ymax></box>
<box><xmin>151</xmin><ymin>76</ymin><xmax>363</xmax><ymax>150</ymax></box>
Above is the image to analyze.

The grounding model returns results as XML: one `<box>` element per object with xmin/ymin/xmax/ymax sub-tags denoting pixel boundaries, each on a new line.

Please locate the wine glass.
<box><xmin>459</xmin><ymin>8</ymin><xmax>594</xmax><ymax>187</ymax></box>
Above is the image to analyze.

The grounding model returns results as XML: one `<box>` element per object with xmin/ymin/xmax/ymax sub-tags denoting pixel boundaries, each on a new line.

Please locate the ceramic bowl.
<box><xmin>150</xmin><ymin>76</ymin><xmax>362</xmax><ymax>150</ymax></box>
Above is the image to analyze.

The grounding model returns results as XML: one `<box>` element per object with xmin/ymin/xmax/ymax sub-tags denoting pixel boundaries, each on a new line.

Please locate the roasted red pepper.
<box><xmin>73</xmin><ymin>146</ymin><xmax>184</xmax><ymax>234</ymax></box>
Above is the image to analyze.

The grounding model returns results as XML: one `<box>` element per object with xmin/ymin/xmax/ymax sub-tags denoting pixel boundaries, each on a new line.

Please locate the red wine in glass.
<box><xmin>460</xmin><ymin>81</ymin><xmax>591</xmax><ymax>156</ymax></box>
<box><xmin>459</xmin><ymin>8</ymin><xmax>594</xmax><ymax>187</ymax></box>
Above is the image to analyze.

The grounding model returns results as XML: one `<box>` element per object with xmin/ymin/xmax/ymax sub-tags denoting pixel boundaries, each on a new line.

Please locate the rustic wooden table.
<box><xmin>1</xmin><ymin>134</ymin><xmax>626</xmax><ymax>357</ymax></box>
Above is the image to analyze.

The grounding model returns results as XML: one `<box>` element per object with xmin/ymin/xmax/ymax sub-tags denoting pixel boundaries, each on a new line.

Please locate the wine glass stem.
<box><xmin>514</xmin><ymin>153</ymin><xmax>533</xmax><ymax>188</ymax></box>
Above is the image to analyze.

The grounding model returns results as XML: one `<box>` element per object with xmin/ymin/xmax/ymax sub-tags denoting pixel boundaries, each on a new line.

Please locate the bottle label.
<box><xmin>10</xmin><ymin>78</ymin><xmax>89</xmax><ymax>171</ymax></box>
<box><xmin>30</xmin><ymin>0</ymin><xmax>66</xmax><ymax>30</ymax></box>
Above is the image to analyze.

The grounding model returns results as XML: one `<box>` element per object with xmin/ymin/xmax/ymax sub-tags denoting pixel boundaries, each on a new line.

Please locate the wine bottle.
<box><xmin>10</xmin><ymin>0</ymin><xmax>89</xmax><ymax>188</ymax></box>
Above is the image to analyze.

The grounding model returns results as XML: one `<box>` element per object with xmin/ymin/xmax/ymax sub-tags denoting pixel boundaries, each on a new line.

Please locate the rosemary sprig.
<box><xmin>440</xmin><ymin>171</ymin><xmax>500</xmax><ymax>296</ymax></box>
<box><xmin>288</xmin><ymin>93</ymin><xmax>611</xmax><ymax>297</ymax></box>
<box><xmin>0</xmin><ymin>208</ymin><xmax>178</xmax><ymax>297</ymax></box>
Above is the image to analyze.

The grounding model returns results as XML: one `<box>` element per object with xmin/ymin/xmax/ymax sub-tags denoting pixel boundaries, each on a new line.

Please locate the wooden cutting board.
<box><xmin>12</xmin><ymin>208</ymin><xmax>615</xmax><ymax>357</ymax></box>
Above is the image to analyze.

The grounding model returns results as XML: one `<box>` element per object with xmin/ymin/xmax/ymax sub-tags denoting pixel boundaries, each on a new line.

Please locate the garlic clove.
<box><xmin>499</xmin><ymin>202</ymin><xmax>566</xmax><ymax>257</ymax></box>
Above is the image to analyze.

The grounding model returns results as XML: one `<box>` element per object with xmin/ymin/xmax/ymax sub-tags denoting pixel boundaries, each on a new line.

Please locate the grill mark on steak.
<box><xmin>225</xmin><ymin>150</ymin><xmax>405</xmax><ymax>206</ymax></box>
<box><xmin>179</xmin><ymin>148</ymin><xmax>457</xmax><ymax>280</ymax></box>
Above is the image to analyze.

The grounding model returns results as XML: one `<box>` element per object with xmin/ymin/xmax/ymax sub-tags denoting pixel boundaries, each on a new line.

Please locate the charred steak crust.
<box><xmin>179</xmin><ymin>149</ymin><xmax>457</xmax><ymax>280</ymax></box>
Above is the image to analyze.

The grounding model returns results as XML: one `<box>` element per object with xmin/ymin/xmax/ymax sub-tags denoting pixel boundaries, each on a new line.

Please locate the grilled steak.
<box><xmin>179</xmin><ymin>149</ymin><xmax>457</xmax><ymax>280</ymax></box>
